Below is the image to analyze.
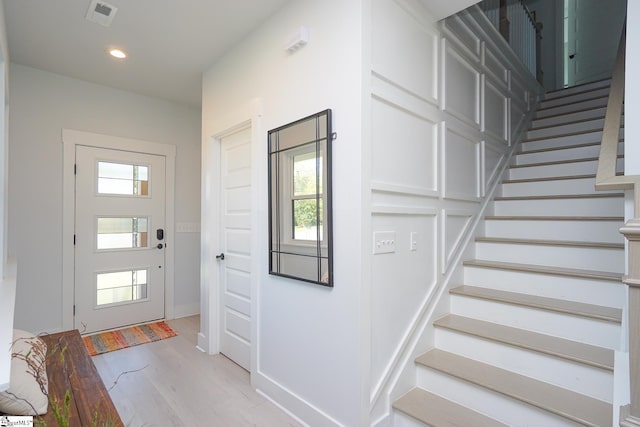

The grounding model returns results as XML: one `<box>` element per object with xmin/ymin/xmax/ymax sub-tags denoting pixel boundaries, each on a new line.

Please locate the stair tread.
<box><xmin>434</xmin><ymin>314</ymin><xmax>614</xmax><ymax>371</ymax></box>
<box><xmin>393</xmin><ymin>388</ymin><xmax>509</xmax><ymax>427</ymax></box>
<box><xmin>532</xmin><ymin>104</ymin><xmax>607</xmax><ymax>122</ymax></box>
<box><xmin>495</xmin><ymin>193</ymin><xmax>623</xmax><ymax>201</ymax></box>
<box><xmin>463</xmin><ymin>259</ymin><xmax>622</xmax><ymax>281</ymax></box>
<box><xmin>520</xmin><ymin>140</ymin><xmax>622</xmax><ymax>155</ymax></box>
<box><xmin>503</xmin><ymin>173</ymin><xmax>596</xmax><ymax>184</ymax></box>
<box><xmin>475</xmin><ymin>236</ymin><xmax>624</xmax><ymax>249</ymax></box>
<box><xmin>416</xmin><ymin>349</ymin><xmax>612</xmax><ymax>427</ymax></box>
<box><xmin>450</xmin><ymin>285</ymin><xmax>622</xmax><ymax>323</ymax></box>
<box><xmin>485</xmin><ymin>215</ymin><xmax>624</xmax><ymax>221</ymax></box>
<box><xmin>509</xmin><ymin>155</ymin><xmax>623</xmax><ymax>169</ymax></box>
<box><xmin>522</xmin><ymin>128</ymin><xmax>614</xmax><ymax>143</ymax></box>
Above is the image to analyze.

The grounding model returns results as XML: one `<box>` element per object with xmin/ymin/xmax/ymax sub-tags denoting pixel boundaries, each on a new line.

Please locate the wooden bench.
<box><xmin>39</xmin><ymin>330</ymin><xmax>123</xmax><ymax>427</ymax></box>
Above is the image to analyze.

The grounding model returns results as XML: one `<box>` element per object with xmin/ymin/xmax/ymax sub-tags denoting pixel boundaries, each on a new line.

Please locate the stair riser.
<box><xmin>463</xmin><ymin>265</ymin><xmax>625</xmax><ymax>308</ymax></box>
<box><xmin>536</xmin><ymin>97</ymin><xmax>608</xmax><ymax>119</ymax></box>
<box><xmin>516</xmin><ymin>143</ymin><xmax>623</xmax><ymax>165</ymax></box>
<box><xmin>393</xmin><ymin>412</ymin><xmax>430</xmax><ymax>427</ymax></box>
<box><xmin>527</xmin><ymin>118</ymin><xmax>606</xmax><ymax>140</ymax></box>
<box><xmin>493</xmin><ymin>197</ymin><xmax>624</xmax><ymax>216</ymax></box>
<box><xmin>539</xmin><ymin>88</ymin><xmax>610</xmax><ymax>109</ymax></box>
<box><xmin>475</xmin><ymin>242</ymin><xmax>623</xmax><ymax>272</ymax></box>
<box><xmin>508</xmin><ymin>159</ymin><xmax>624</xmax><ymax>180</ymax></box>
<box><xmin>415</xmin><ymin>368</ymin><xmax>587</xmax><ymax>427</ymax></box>
<box><xmin>450</xmin><ymin>295</ymin><xmax>620</xmax><ymax>349</ymax></box>
<box><xmin>543</xmin><ymin>81</ymin><xmax>610</xmax><ymax>101</ymax></box>
<box><xmin>434</xmin><ymin>329</ymin><xmax>613</xmax><ymax>401</ymax></box>
<box><xmin>501</xmin><ymin>178</ymin><xmax>623</xmax><ymax>197</ymax></box>
<box><xmin>484</xmin><ymin>219</ymin><xmax>625</xmax><ymax>244</ymax></box>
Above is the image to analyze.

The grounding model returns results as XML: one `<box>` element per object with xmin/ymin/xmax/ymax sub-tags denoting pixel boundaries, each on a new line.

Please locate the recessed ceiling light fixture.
<box><xmin>108</xmin><ymin>48</ymin><xmax>127</xmax><ymax>59</ymax></box>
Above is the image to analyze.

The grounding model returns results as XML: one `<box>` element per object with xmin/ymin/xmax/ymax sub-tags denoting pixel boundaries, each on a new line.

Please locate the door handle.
<box><xmin>157</xmin><ymin>243</ymin><xmax>164</xmax><ymax>249</ymax></box>
<box><xmin>569</xmin><ymin>54</ymin><xmax>576</xmax><ymax>59</ymax></box>
<box><xmin>216</xmin><ymin>253</ymin><xmax>225</xmax><ymax>261</ymax></box>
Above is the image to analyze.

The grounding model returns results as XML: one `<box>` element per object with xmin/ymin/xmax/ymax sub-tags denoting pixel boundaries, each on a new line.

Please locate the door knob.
<box><xmin>216</xmin><ymin>253</ymin><xmax>225</xmax><ymax>261</ymax></box>
<box><xmin>157</xmin><ymin>243</ymin><xmax>164</xmax><ymax>249</ymax></box>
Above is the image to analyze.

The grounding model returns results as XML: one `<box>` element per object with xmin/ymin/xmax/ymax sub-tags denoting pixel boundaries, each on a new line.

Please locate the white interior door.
<box><xmin>564</xmin><ymin>0</ymin><xmax>626</xmax><ymax>86</ymax></box>
<box><xmin>75</xmin><ymin>146</ymin><xmax>166</xmax><ymax>334</ymax></box>
<box><xmin>218</xmin><ymin>127</ymin><xmax>252</xmax><ymax>371</ymax></box>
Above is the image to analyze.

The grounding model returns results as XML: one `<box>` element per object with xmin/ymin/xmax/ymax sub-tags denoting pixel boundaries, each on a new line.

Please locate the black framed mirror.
<box><xmin>268</xmin><ymin>109</ymin><xmax>333</xmax><ymax>286</ymax></box>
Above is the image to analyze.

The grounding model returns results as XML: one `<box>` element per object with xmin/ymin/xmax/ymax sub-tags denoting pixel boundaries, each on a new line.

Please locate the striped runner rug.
<box><xmin>83</xmin><ymin>321</ymin><xmax>177</xmax><ymax>356</ymax></box>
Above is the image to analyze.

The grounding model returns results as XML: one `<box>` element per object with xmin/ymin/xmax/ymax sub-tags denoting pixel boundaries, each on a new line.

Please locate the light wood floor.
<box><xmin>92</xmin><ymin>316</ymin><xmax>301</xmax><ymax>427</ymax></box>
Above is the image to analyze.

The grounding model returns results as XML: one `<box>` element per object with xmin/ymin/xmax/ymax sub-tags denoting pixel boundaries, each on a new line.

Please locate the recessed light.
<box><xmin>108</xmin><ymin>48</ymin><xmax>127</xmax><ymax>59</ymax></box>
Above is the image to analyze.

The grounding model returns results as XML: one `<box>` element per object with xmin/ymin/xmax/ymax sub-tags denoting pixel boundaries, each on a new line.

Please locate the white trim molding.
<box><xmin>198</xmin><ymin>98</ymin><xmax>263</xmax><ymax>369</ymax></box>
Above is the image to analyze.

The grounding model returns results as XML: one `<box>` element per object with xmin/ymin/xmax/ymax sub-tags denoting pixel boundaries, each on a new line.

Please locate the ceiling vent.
<box><xmin>85</xmin><ymin>0</ymin><xmax>118</xmax><ymax>27</ymax></box>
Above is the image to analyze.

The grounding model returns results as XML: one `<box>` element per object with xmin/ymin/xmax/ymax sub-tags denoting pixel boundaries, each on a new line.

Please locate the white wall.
<box><xmin>0</xmin><ymin>0</ymin><xmax>13</xmax><ymax>393</ymax></box>
<box><xmin>9</xmin><ymin>64</ymin><xmax>201</xmax><ymax>334</ymax></box>
<box><xmin>0</xmin><ymin>0</ymin><xmax>8</xmax><ymax>277</ymax></box>
<box><xmin>201</xmin><ymin>1</ymin><xmax>366</xmax><ymax>425</ymax></box>
<box><xmin>367</xmin><ymin>0</ymin><xmax>542</xmax><ymax>422</ymax></box>
<box><xmin>626</xmin><ymin>0</ymin><xmax>640</xmax><ymax>175</ymax></box>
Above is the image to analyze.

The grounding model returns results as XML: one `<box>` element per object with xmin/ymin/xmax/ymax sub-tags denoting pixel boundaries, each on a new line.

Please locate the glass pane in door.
<box><xmin>97</xmin><ymin>217</ymin><xmax>148</xmax><ymax>250</ymax></box>
<box><xmin>96</xmin><ymin>269</ymin><xmax>148</xmax><ymax>306</ymax></box>
<box><xmin>97</xmin><ymin>161</ymin><xmax>149</xmax><ymax>196</ymax></box>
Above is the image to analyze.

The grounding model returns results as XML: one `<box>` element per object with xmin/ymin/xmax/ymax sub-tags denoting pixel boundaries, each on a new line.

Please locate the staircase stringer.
<box><xmin>369</xmin><ymin>99</ymin><xmax>541</xmax><ymax>426</ymax></box>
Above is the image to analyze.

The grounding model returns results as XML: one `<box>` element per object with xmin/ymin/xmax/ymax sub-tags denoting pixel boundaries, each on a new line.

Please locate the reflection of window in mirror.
<box><xmin>292</xmin><ymin>148</ymin><xmax>324</xmax><ymax>242</ymax></box>
<box><xmin>268</xmin><ymin>109</ymin><xmax>333</xmax><ymax>286</ymax></box>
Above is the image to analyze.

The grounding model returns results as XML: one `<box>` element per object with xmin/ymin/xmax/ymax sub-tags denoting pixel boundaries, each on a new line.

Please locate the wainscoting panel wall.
<box><xmin>443</xmin><ymin>45</ymin><xmax>480</xmax><ymax>127</ymax></box>
<box><xmin>484</xmin><ymin>46</ymin><xmax>509</xmax><ymax>84</ymax></box>
<box><xmin>483</xmin><ymin>140</ymin><xmax>507</xmax><ymax>195</ymax></box>
<box><xmin>371</xmin><ymin>0</ymin><xmax>439</xmax><ymax>106</ymax></box>
<box><xmin>371</xmin><ymin>97</ymin><xmax>438</xmax><ymax>195</ymax></box>
<box><xmin>368</xmin><ymin>0</ymin><xmax>542</xmax><ymax>423</ymax></box>
<box><xmin>443</xmin><ymin>126</ymin><xmax>480</xmax><ymax>201</ymax></box>
<box><xmin>443</xmin><ymin>209</ymin><xmax>475</xmax><ymax>271</ymax></box>
<box><xmin>483</xmin><ymin>78</ymin><xmax>508</xmax><ymax>142</ymax></box>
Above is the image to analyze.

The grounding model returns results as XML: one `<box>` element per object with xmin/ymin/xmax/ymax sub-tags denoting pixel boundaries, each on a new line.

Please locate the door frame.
<box><xmin>199</xmin><ymin>99</ymin><xmax>262</xmax><ymax>377</ymax></box>
<box><xmin>61</xmin><ymin>129</ymin><xmax>176</xmax><ymax>331</ymax></box>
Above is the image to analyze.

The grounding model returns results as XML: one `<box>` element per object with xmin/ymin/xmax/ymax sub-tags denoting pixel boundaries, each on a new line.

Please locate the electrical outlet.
<box><xmin>373</xmin><ymin>231</ymin><xmax>396</xmax><ymax>254</ymax></box>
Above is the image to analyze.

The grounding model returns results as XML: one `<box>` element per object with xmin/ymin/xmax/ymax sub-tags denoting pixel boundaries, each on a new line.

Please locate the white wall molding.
<box><xmin>371</xmin><ymin>72</ymin><xmax>440</xmax><ymax>115</ymax></box>
<box><xmin>199</xmin><ymin>98</ymin><xmax>262</xmax><ymax>360</ymax></box>
<box><xmin>442</xmin><ymin>209</ymin><xmax>475</xmax><ymax>271</ymax></box>
<box><xmin>441</xmin><ymin>13</ymin><xmax>481</xmax><ymax>60</ymax></box>
<box><xmin>254</xmin><ymin>371</ymin><xmax>343</xmax><ymax>427</ymax></box>
<box><xmin>442</xmin><ymin>41</ymin><xmax>481</xmax><ymax>128</ymax></box>
<box><xmin>371</xmin><ymin>182</ymin><xmax>440</xmax><ymax>200</ymax></box>
<box><xmin>368</xmin><ymin>1</ymin><xmax>543</xmax><ymax>422</ymax></box>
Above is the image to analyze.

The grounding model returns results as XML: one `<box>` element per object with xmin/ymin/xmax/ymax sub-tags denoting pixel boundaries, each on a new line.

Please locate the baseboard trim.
<box><xmin>196</xmin><ymin>332</ymin><xmax>208</xmax><ymax>353</ymax></box>
<box><xmin>254</xmin><ymin>370</ymin><xmax>344</xmax><ymax>427</ymax></box>
<box><xmin>173</xmin><ymin>303</ymin><xmax>200</xmax><ymax>319</ymax></box>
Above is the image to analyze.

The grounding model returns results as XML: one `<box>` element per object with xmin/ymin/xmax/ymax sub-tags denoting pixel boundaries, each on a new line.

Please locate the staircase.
<box><xmin>393</xmin><ymin>79</ymin><xmax>626</xmax><ymax>427</ymax></box>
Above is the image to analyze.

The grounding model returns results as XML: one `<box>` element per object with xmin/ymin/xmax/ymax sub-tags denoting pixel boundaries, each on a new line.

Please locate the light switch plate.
<box><xmin>373</xmin><ymin>231</ymin><xmax>396</xmax><ymax>254</ymax></box>
<box><xmin>410</xmin><ymin>232</ymin><xmax>418</xmax><ymax>251</ymax></box>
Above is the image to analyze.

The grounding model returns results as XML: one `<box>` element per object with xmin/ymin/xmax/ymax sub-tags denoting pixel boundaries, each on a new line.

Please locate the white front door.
<box><xmin>219</xmin><ymin>127</ymin><xmax>252</xmax><ymax>371</ymax></box>
<box><xmin>75</xmin><ymin>146</ymin><xmax>166</xmax><ymax>333</ymax></box>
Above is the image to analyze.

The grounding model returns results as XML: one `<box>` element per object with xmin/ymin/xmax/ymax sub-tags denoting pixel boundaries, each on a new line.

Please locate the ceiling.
<box><xmin>3</xmin><ymin>0</ymin><xmax>290</xmax><ymax>108</ymax></box>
